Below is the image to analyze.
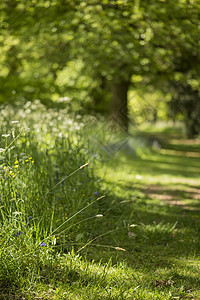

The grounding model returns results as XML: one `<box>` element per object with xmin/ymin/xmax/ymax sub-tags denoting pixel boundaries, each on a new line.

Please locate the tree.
<box><xmin>169</xmin><ymin>81</ymin><xmax>200</xmax><ymax>138</ymax></box>
<box><xmin>68</xmin><ymin>0</ymin><xmax>200</xmax><ymax>130</ymax></box>
<box><xmin>1</xmin><ymin>0</ymin><xmax>200</xmax><ymax>135</ymax></box>
<box><xmin>0</xmin><ymin>0</ymin><xmax>76</xmax><ymax>104</ymax></box>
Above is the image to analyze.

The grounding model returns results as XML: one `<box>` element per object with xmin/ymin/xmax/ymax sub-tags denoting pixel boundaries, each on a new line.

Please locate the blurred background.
<box><xmin>0</xmin><ymin>0</ymin><xmax>200</xmax><ymax>138</ymax></box>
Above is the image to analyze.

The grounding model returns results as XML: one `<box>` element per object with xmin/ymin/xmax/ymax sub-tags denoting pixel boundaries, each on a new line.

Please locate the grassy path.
<box><xmin>5</xmin><ymin>129</ymin><xmax>200</xmax><ymax>300</ymax></box>
<box><xmin>90</xmin><ymin>129</ymin><xmax>200</xmax><ymax>299</ymax></box>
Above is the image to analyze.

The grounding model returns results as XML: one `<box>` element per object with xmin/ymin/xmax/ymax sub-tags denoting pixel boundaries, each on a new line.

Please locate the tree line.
<box><xmin>1</xmin><ymin>0</ymin><xmax>200</xmax><ymax>137</ymax></box>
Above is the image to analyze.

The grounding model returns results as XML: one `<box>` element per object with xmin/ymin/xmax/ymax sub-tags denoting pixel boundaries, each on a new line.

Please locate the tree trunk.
<box><xmin>111</xmin><ymin>77</ymin><xmax>130</xmax><ymax>132</ymax></box>
<box><xmin>90</xmin><ymin>76</ymin><xmax>110</xmax><ymax>114</ymax></box>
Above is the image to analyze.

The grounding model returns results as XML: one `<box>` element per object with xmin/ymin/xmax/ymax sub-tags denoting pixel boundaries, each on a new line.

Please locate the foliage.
<box><xmin>0</xmin><ymin>0</ymin><xmax>200</xmax><ymax>132</ymax></box>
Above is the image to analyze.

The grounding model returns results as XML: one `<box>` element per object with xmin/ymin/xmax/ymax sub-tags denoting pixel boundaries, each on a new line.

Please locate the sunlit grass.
<box><xmin>0</xmin><ymin>101</ymin><xmax>107</xmax><ymax>294</ymax></box>
<box><xmin>1</xmin><ymin>106</ymin><xmax>200</xmax><ymax>299</ymax></box>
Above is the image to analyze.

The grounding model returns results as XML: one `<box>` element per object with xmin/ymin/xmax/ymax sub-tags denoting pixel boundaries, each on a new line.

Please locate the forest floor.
<box><xmin>3</xmin><ymin>125</ymin><xmax>200</xmax><ymax>300</ymax></box>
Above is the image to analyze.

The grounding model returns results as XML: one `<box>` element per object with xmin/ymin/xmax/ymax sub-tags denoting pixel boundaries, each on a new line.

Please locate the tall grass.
<box><xmin>0</xmin><ymin>101</ymin><xmax>104</xmax><ymax>289</ymax></box>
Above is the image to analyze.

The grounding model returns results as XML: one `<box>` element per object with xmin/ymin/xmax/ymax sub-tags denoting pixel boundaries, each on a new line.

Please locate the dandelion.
<box><xmin>28</xmin><ymin>157</ymin><xmax>32</xmax><ymax>160</ymax></box>
<box><xmin>31</xmin><ymin>161</ymin><xmax>34</xmax><ymax>163</ymax></box>
<box><xmin>14</xmin><ymin>165</ymin><xmax>18</xmax><ymax>168</ymax></box>
<box><xmin>15</xmin><ymin>160</ymin><xmax>18</xmax><ymax>164</ymax></box>
<box><xmin>39</xmin><ymin>242</ymin><xmax>47</xmax><ymax>246</ymax></box>
<box><xmin>25</xmin><ymin>159</ymin><xmax>29</xmax><ymax>162</ymax></box>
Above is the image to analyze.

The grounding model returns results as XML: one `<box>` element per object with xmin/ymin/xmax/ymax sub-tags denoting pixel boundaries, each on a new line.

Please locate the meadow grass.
<box><xmin>0</xmin><ymin>102</ymin><xmax>104</xmax><ymax>294</ymax></box>
<box><xmin>1</xmin><ymin>104</ymin><xmax>200</xmax><ymax>299</ymax></box>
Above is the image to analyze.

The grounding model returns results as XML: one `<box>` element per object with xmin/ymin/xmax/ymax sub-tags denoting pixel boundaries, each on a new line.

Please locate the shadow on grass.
<box><xmin>124</xmin><ymin>154</ymin><xmax>200</xmax><ymax>178</ymax></box>
<box><xmin>77</xmin><ymin>131</ymin><xmax>200</xmax><ymax>296</ymax></box>
<box><xmin>3</xmin><ymin>128</ymin><xmax>200</xmax><ymax>299</ymax></box>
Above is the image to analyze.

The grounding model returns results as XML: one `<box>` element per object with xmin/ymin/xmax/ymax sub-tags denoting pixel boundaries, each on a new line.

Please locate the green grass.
<box><xmin>1</xmin><ymin>104</ymin><xmax>200</xmax><ymax>299</ymax></box>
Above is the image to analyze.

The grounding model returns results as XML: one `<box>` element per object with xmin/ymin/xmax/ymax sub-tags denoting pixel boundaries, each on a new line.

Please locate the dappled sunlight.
<box><xmin>1</xmin><ymin>0</ymin><xmax>200</xmax><ymax>297</ymax></box>
<box><xmin>160</xmin><ymin>148</ymin><xmax>200</xmax><ymax>157</ymax></box>
<box><xmin>170</xmin><ymin>138</ymin><xmax>200</xmax><ymax>145</ymax></box>
<box><xmin>142</xmin><ymin>185</ymin><xmax>200</xmax><ymax>211</ymax></box>
<box><xmin>0</xmin><ymin>108</ymin><xmax>200</xmax><ymax>298</ymax></box>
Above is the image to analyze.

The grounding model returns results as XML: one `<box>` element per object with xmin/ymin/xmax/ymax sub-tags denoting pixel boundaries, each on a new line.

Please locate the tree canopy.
<box><xmin>1</xmin><ymin>0</ymin><xmax>200</xmax><ymax>136</ymax></box>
